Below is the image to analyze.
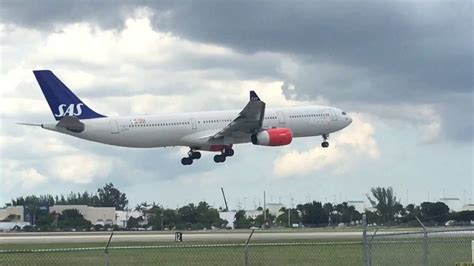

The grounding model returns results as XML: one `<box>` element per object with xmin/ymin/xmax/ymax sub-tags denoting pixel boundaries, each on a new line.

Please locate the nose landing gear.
<box><xmin>321</xmin><ymin>134</ymin><xmax>329</xmax><ymax>148</ymax></box>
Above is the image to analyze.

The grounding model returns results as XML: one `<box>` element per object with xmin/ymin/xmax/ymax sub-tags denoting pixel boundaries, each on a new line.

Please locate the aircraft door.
<box><xmin>276</xmin><ymin>111</ymin><xmax>286</xmax><ymax>126</ymax></box>
<box><xmin>189</xmin><ymin>118</ymin><xmax>197</xmax><ymax>130</ymax></box>
<box><xmin>329</xmin><ymin>109</ymin><xmax>338</xmax><ymax>121</ymax></box>
<box><xmin>110</xmin><ymin>120</ymin><xmax>120</xmax><ymax>134</ymax></box>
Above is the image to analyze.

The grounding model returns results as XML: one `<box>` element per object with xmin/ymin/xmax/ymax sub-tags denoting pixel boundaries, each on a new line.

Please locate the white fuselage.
<box><xmin>42</xmin><ymin>106</ymin><xmax>352</xmax><ymax>150</ymax></box>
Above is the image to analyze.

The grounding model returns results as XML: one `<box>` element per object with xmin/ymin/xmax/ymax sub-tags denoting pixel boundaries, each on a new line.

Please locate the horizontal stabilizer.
<box><xmin>56</xmin><ymin>116</ymin><xmax>85</xmax><ymax>133</ymax></box>
<box><xmin>17</xmin><ymin>122</ymin><xmax>42</xmax><ymax>127</ymax></box>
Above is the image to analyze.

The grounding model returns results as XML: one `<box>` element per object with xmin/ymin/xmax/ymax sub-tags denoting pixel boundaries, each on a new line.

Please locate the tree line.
<box><xmin>3</xmin><ymin>184</ymin><xmax>473</xmax><ymax>231</ymax></box>
<box><xmin>9</xmin><ymin>183</ymin><xmax>128</xmax><ymax>210</ymax></box>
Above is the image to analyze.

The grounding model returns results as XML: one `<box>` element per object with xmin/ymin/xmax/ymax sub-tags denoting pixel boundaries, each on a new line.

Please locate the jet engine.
<box><xmin>251</xmin><ymin>128</ymin><xmax>293</xmax><ymax>146</ymax></box>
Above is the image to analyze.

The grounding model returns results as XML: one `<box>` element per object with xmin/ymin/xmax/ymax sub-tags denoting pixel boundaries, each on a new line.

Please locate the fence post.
<box><xmin>415</xmin><ymin>216</ymin><xmax>428</xmax><ymax>266</ymax></box>
<box><xmin>362</xmin><ymin>214</ymin><xmax>369</xmax><ymax>266</ymax></box>
<box><xmin>104</xmin><ymin>232</ymin><xmax>114</xmax><ymax>266</ymax></box>
<box><xmin>244</xmin><ymin>229</ymin><xmax>255</xmax><ymax>266</ymax></box>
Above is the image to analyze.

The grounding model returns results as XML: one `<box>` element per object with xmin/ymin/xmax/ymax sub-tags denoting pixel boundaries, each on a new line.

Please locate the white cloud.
<box><xmin>273</xmin><ymin>114</ymin><xmax>379</xmax><ymax>178</ymax></box>
<box><xmin>1</xmin><ymin>160</ymin><xmax>47</xmax><ymax>191</ymax></box>
<box><xmin>48</xmin><ymin>154</ymin><xmax>113</xmax><ymax>184</ymax></box>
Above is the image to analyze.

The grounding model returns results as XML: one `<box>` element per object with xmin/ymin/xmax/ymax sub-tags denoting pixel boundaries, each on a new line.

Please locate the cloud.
<box><xmin>48</xmin><ymin>154</ymin><xmax>113</xmax><ymax>184</ymax></box>
<box><xmin>0</xmin><ymin>2</ymin><xmax>471</xmax><ymax>206</ymax></box>
<box><xmin>273</xmin><ymin>114</ymin><xmax>379</xmax><ymax>178</ymax></box>
<box><xmin>1</xmin><ymin>160</ymin><xmax>47</xmax><ymax>191</ymax></box>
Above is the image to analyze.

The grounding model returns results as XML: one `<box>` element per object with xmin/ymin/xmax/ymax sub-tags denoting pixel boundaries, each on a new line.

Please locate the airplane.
<box><xmin>21</xmin><ymin>70</ymin><xmax>352</xmax><ymax>165</ymax></box>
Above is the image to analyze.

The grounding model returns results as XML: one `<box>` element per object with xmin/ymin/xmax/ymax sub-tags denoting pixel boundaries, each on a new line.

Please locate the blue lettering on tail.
<box><xmin>33</xmin><ymin>70</ymin><xmax>106</xmax><ymax>120</ymax></box>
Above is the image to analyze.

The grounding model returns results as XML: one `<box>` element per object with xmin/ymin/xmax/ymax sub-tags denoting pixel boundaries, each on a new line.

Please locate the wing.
<box><xmin>211</xmin><ymin>91</ymin><xmax>265</xmax><ymax>139</ymax></box>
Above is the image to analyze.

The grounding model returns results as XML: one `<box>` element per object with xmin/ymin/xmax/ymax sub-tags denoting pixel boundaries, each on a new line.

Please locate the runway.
<box><xmin>1</xmin><ymin>229</ymin><xmax>471</xmax><ymax>244</ymax></box>
<box><xmin>0</xmin><ymin>230</ymin><xmax>364</xmax><ymax>244</ymax></box>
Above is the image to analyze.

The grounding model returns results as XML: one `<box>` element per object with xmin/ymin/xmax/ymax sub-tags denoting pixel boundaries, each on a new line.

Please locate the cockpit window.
<box><xmin>342</xmin><ymin>112</ymin><xmax>347</xmax><ymax>115</ymax></box>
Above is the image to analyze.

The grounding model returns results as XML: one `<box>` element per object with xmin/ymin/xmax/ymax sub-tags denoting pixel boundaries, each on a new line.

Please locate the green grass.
<box><xmin>0</xmin><ymin>242</ymin><xmax>364</xmax><ymax>266</ymax></box>
<box><xmin>0</xmin><ymin>237</ymin><xmax>471</xmax><ymax>265</ymax></box>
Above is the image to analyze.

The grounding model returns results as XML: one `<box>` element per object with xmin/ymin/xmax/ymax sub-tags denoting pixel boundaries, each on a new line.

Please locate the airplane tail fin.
<box><xmin>33</xmin><ymin>70</ymin><xmax>106</xmax><ymax>121</ymax></box>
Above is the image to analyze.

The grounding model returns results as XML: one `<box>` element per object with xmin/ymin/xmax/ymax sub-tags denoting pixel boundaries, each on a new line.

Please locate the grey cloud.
<box><xmin>2</xmin><ymin>0</ymin><xmax>472</xmax><ymax>141</ymax></box>
<box><xmin>0</xmin><ymin>0</ymin><xmax>126</xmax><ymax>30</ymax></box>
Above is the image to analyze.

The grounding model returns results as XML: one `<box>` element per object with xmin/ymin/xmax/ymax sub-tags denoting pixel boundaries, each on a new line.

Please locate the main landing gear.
<box><xmin>181</xmin><ymin>147</ymin><xmax>234</xmax><ymax>165</ymax></box>
<box><xmin>213</xmin><ymin>147</ymin><xmax>234</xmax><ymax>163</ymax></box>
<box><xmin>181</xmin><ymin>149</ymin><xmax>201</xmax><ymax>165</ymax></box>
<box><xmin>321</xmin><ymin>134</ymin><xmax>329</xmax><ymax>148</ymax></box>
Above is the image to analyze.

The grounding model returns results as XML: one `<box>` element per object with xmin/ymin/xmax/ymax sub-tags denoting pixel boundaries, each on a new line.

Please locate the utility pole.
<box><xmin>288</xmin><ymin>207</ymin><xmax>291</xmax><ymax>228</ymax></box>
<box><xmin>221</xmin><ymin>187</ymin><xmax>229</xmax><ymax>212</ymax></box>
<box><xmin>263</xmin><ymin>191</ymin><xmax>267</xmax><ymax>227</ymax></box>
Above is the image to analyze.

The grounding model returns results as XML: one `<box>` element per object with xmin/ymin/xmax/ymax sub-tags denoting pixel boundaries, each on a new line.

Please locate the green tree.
<box><xmin>366</xmin><ymin>187</ymin><xmax>399</xmax><ymax>225</ymax></box>
<box><xmin>296</xmin><ymin>201</ymin><xmax>328</xmax><ymax>227</ymax></box>
<box><xmin>178</xmin><ymin>203</ymin><xmax>197</xmax><ymax>227</ymax></box>
<box><xmin>195</xmin><ymin>201</ymin><xmax>224</xmax><ymax>228</ymax></box>
<box><xmin>234</xmin><ymin>210</ymin><xmax>253</xmax><ymax>229</ymax></box>
<box><xmin>96</xmin><ymin>183</ymin><xmax>128</xmax><ymax>210</ymax></box>
<box><xmin>333</xmin><ymin>202</ymin><xmax>362</xmax><ymax>225</ymax></box>
<box><xmin>254</xmin><ymin>209</ymin><xmax>276</xmax><ymax>228</ymax></box>
<box><xmin>450</xmin><ymin>211</ymin><xmax>474</xmax><ymax>223</ymax></box>
<box><xmin>57</xmin><ymin>209</ymin><xmax>91</xmax><ymax>229</ymax></box>
<box><xmin>420</xmin><ymin>202</ymin><xmax>450</xmax><ymax>224</ymax></box>
<box><xmin>276</xmin><ymin>207</ymin><xmax>300</xmax><ymax>227</ymax></box>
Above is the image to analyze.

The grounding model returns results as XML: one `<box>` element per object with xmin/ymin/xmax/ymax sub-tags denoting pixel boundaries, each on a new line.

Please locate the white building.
<box><xmin>50</xmin><ymin>205</ymin><xmax>116</xmax><ymax>225</ymax></box>
<box><xmin>0</xmin><ymin>206</ymin><xmax>24</xmax><ymax>222</ymax></box>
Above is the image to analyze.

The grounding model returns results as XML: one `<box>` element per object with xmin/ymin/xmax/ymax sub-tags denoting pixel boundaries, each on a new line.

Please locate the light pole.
<box><xmin>288</xmin><ymin>208</ymin><xmax>291</xmax><ymax>228</ymax></box>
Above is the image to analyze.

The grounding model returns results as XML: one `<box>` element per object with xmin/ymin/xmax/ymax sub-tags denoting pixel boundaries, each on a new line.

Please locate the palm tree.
<box><xmin>366</xmin><ymin>187</ymin><xmax>399</xmax><ymax>224</ymax></box>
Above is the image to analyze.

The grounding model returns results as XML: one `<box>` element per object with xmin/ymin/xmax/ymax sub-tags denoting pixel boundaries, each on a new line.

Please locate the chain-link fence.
<box><xmin>364</xmin><ymin>228</ymin><xmax>473</xmax><ymax>266</ymax></box>
<box><xmin>0</xmin><ymin>229</ymin><xmax>472</xmax><ymax>265</ymax></box>
<box><xmin>0</xmin><ymin>241</ymin><xmax>364</xmax><ymax>266</ymax></box>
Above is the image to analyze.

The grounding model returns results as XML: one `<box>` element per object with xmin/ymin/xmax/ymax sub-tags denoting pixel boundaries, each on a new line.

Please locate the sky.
<box><xmin>0</xmin><ymin>1</ymin><xmax>472</xmax><ymax>210</ymax></box>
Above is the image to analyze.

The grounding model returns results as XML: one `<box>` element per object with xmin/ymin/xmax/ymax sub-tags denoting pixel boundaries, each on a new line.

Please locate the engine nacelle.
<box><xmin>251</xmin><ymin>128</ymin><xmax>293</xmax><ymax>146</ymax></box>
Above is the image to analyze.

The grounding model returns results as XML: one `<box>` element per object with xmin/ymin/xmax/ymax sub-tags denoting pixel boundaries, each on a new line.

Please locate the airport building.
<box><xmin>50</xmin><ymin>205</ymin><xmax>116</xmax><ymax>225</ymax></box>
<box><xmin>0</xmin><ymin>206</ymin><xmax>24</xmax><ymax>222</ymax></box>
<box><xmin>0</xmin><ymin>206</ymin><xmax>30</xmax><ymax>231</ymax></box>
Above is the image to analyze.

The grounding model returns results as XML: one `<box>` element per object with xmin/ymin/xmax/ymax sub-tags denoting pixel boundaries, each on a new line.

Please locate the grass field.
<box><xmin>0</xmin><ymin>241</ymin><xmax>363</xmax><ymax>266</ymax></box>
<box><xmin>1</xmin><ymin>234</ymin><xmax>472</xmax><ymax>265</ymax></box>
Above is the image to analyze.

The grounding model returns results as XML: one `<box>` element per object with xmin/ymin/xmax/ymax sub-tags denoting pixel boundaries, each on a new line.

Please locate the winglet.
<box><xmin>250</xmin><ymin>91</ymin><xmax>261</xmax><ymax>101</ymax></box>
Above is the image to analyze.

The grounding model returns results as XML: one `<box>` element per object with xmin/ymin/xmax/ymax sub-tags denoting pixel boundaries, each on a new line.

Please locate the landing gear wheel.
<box><xmin>322</xmin><ymin>134</ymin><xmax>329</xmax><ymax>148</ymax></box>
<box><xmin>191</xmin><ymin>152</ymin><xmax>201</xmax><ymax>160</ymax></box>
<box><xmin>224</xmin><ymin>148</ymin><xmax>234</xmax><ymax>157</ymax></box>
<box><xmin>213</xmin><ymin>155</ymin><xmax>226</xmax><ymax>163</ymax></box>
<box><xmin>187</xmin><ymin>149</ymin><xmax>201</xmax><ymax>160</ymax></box>
<box><xmin>181</xmin><ymin>157</ymin><xmax>193</xmax><ymax>165</ymax></box>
